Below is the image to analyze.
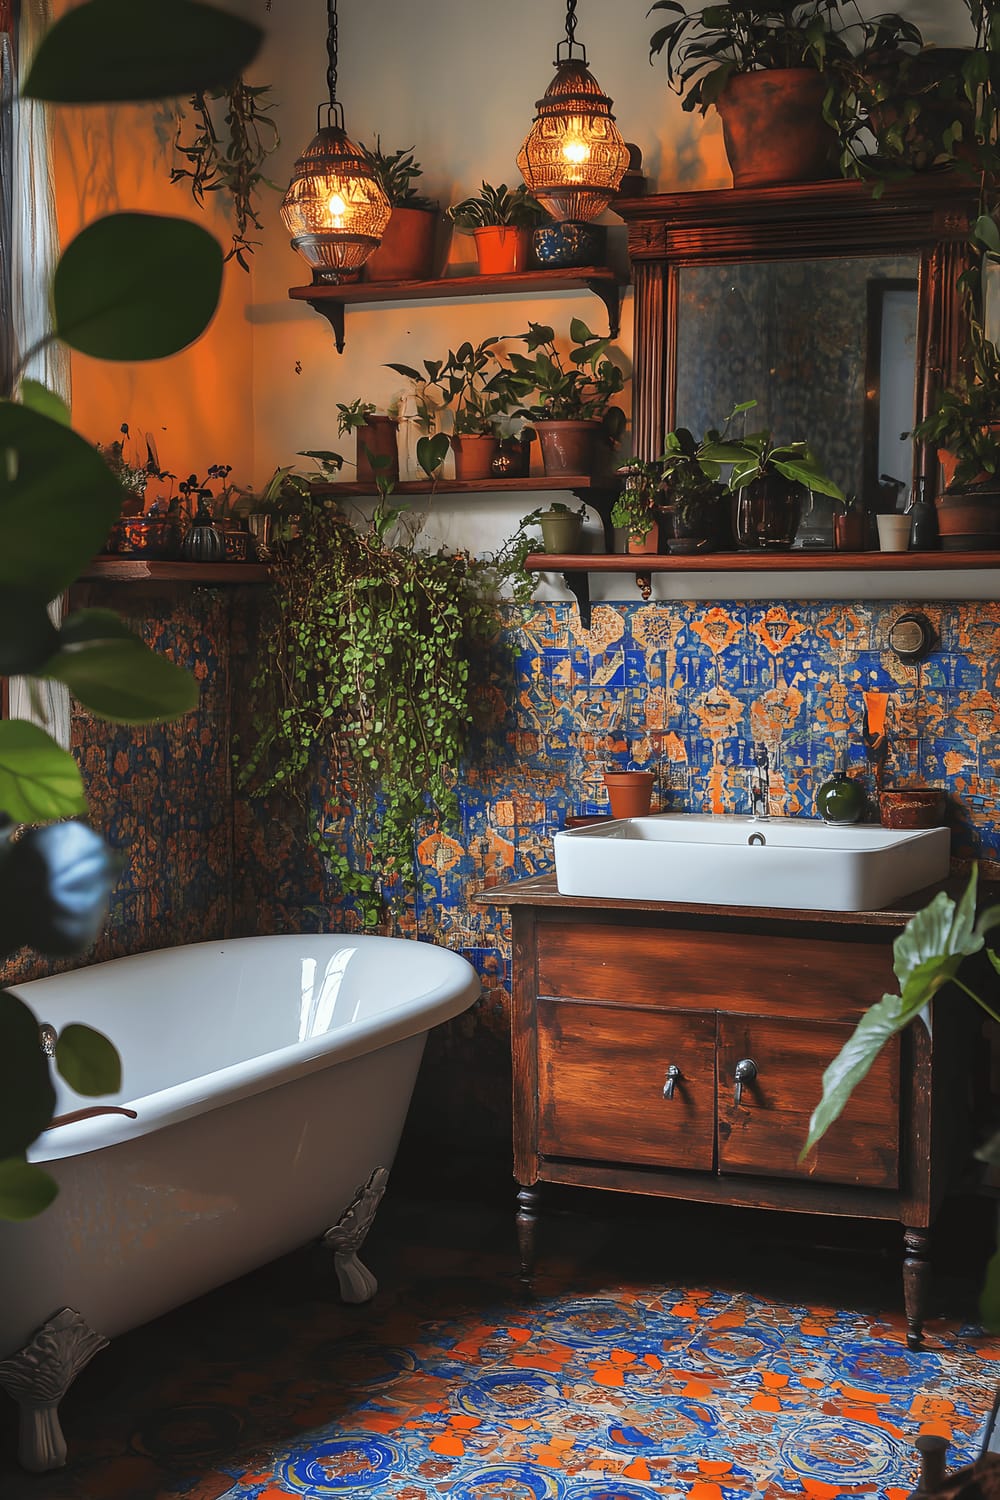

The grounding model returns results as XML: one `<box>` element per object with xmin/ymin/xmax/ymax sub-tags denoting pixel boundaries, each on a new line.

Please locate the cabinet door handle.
<box><xmin>662</xmin><ymin>1064</ymin><xmax>681</xmax><ymax>1100</ymax></box>
<box><xmin>733</xmin><ymin>1058</ymin><xmax>758</xmax><ymax>1106</ymax></box>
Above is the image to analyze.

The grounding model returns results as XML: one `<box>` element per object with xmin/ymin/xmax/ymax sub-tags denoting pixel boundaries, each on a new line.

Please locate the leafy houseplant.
<box><xmin>337</xmin><ymin>398</ymin><xmax>399</xmax><ymax>484</ymax></box>
<box><xmin>699</xmin><ymin>416</ymin><xmax>845</xmax><ymax>550</ymax></box>
<box><xmin>238</xmin><ymin>495</ymin><xmax>526</xmax><ymax>928</ymax></box>
<box><xmin>612</xmin><ymin>460</ymin><xmax>662</xmax><ymax>552</ymax></box>
<box><xmin>388</xmin><ymin>339</ymin><xmax>513</xmax><ymax>479</ymax></box>
<box><xmin>523</xmin><ymin>500</ymin><xmax>587</xmax><ymax>555</ymax></box>
<box><xmin>0</xmin><ymin>0</ymin><xmax>255</xmax><ymax>1220</ymax></box>
<box><xmin>657</xmin><ymin>425</ymin><xmax>728</xmax><ymax>554</ymax></box>
<box><xmin>506</xmin><ymin>318</ymin><xmax>627</xmax><ymax>477</ymax></box>
<box><xmin>646</xmin><ymin>0</ymin><xmax>905</xmax><ymax>186</ymax></box>
<box><xmin>446</xmin><ymin>181</ymin><xmax>545</xmax><ymax>274</ymax></box>
<box><xmin>360</xmin><ymin>141</ymin><xmax>439</xmax><ymax>282</ymax></box>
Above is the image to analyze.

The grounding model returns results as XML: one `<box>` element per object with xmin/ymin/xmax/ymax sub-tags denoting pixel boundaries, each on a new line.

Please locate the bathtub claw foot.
<box><xmin>0</xmin><ymin>1307</ymin><xmax>108</xmax><ymax>1472</ymax></box>
<box><xmin>323</xmin><ymin>1165</ymin><xmax>389</xmax><ymax>1304</ymax></box>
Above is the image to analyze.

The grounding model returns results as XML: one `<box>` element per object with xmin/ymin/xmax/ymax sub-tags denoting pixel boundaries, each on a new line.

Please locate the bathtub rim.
<box><xmin>10</xmin><ymin>934</ymin><xmax>482</xmax><ymax>1165</ymax></box>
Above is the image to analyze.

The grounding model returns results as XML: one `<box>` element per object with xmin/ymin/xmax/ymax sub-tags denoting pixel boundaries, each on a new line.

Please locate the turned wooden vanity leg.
<box><xmin>516</xmin><ymin>1183</ymin><xmax>542</xmax><ymax>1287</ymax></box>
<box><xmin>903</xmin><ymin>1227</ymin><xmax>931</xmax><ymax>1350</ymax></box>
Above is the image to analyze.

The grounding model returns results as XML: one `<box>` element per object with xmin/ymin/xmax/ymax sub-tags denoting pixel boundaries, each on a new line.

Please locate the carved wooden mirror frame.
<box><xmin>616</xmin><ymin>175</ymin><xmax>978</xmax><ymax>485</ymax></box>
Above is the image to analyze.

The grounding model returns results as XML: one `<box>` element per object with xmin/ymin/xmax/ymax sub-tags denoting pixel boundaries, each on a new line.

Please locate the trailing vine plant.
<box><xmin>171</xmin><ymin>79</ymin><xmax>279</xmax><ymax>268</ymax></box>
<box><xmin>239</xmin><ymin>488</ymin><xmax>534</xmax><ymax>928</ymax></box>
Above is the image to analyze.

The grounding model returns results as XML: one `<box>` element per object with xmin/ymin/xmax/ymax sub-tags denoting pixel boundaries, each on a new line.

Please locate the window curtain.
<box><xmin>7</xmin><ymin>0</ymin><xmax>71</xmax><ymax>750</ymax></box>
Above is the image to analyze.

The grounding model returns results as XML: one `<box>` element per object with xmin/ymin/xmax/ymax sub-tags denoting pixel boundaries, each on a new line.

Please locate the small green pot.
<box><xmin>538</xmin><ymin>509</ymin><xmax>583</xmax><ymax>554</ymax></box>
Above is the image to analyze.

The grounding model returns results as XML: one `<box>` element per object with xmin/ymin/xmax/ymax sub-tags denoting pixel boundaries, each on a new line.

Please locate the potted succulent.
<box><xmin>647</xmin><ymin>0</ymin><xmax>864</xmax><ymax>186</ymax></box>
<box><xmin>505</xmin><ymin>318</ymin><xmax>627</xmax><ymax>477</ymax></box>
<box><xmin>337</xmin><ymin>398</ymin><xmax>399</xmax><ymax>484</ymax></box>
<box><xmin>698</xmin><ymin>411</ymin><xmax>844</xmax><ymax>550</ymax></box>
<box><xmin>387</xmin><ymin>338</ymin><xmax>512</xmax><ymax>480</ymax></box>
<box><xmin>612</xmin><ymin>460</ymin><xmax>663</xmax><ymax>554</ymax></box>
<box><xmin>446</xmin><ymin>181</ymin><xmax>545</xmax><ymax>275</ymax></box>
<box><xmin>360</xmin><ymin>141</ymin><xmax>439</xmax><ymax>282</ymax></box>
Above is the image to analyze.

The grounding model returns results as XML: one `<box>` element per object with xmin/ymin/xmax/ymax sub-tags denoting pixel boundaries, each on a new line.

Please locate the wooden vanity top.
<box><xmin>472</xmin><ymin>869</ymin><xmax>1000</xmax><ymax>931</ymax></box>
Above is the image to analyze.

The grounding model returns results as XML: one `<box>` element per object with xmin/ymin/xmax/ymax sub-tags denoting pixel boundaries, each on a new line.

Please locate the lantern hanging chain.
<box><xmin>564</xmin><ymin>0</ymin><xmax>577</xmax><ymax>48</ymax></box>
<box><xmin>557</xmin><ymin>0</ymin><xmax>586</xmax><ymax>64</ymax></box>
<box><xmin>326</xmin><ymin>0</ymin><xmax>338</xmax><ymax>106</ymax></box>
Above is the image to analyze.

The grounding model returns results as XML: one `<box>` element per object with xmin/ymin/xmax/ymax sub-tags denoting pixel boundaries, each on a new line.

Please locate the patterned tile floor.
<box><xmin>2</xmin><ymin>1186</ymin><xmax>998</xmax><ymax>1500</ymax></box>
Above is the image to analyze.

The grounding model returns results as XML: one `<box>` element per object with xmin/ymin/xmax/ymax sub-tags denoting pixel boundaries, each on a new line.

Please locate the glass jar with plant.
<box><xmin>505</xmin><ymin>317</ymin><xmax>627</xmax><ymax>477</ymax></box>
<box><xmin>656</xmin><ymin>425</ymin><xmax>729</xmax><ymax>554</ymax></box>
<box><xmin>360</xmin><ymin>141</ymin><xmax>439</xmax><ymax>282</ymax></box>
<box><xmin>336</xmin><ymin>397</ymin><xmax>399</xmax><ymax>484</ymax></box>
<box><xmin>446</xmin><ymin>181</ymin><xmax>545</xmax><ymax>274</ymax></box>
<box><xmin>238</xmin><ymin>489</ymin><xmax>531</xmax><ymax>928</ymax></box>
<box><xmin>388</xmin><ymin>338</ymin><xmax>514</xmax><ymax>480</ymax></box>
<box><xmin>647</xmin><ymin>0</ymin><xmax>869</xmax><ymax>187</ymax></box>
<box><xmin>698</xmin><ymin>410</ymin><xmax>845</xmax><ymax>551</ymax></box>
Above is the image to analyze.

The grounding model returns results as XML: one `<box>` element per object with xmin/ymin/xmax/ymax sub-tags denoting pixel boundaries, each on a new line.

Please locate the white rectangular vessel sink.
<box><xmin>553</xmin><ymin>814</ymin><xmax>950</xmax><ymax>912</ymax></box>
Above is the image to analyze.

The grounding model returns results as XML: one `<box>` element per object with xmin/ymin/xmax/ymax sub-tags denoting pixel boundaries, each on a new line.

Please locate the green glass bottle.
<box><xmin>816</xmin><ymin>770</ymin><xmax>866</xmax><ymax>825</ymax></box>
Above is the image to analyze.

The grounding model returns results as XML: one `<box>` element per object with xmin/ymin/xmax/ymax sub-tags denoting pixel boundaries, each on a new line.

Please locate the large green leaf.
<box><xmin>0</xmin><ymin>1160</ymin><xmax>58</xmax><ymax>1221</ymax></box>
<box><xmin>0</xmin><ymin>991</ymin><xmax>56</xmax><ymax>1158</ymax></box>
<box><xmin>801</xmin><ymin>990</ymin><xmax>907</xmax><ymax>1158</ymax></box>
<box><xmin>771</xmin><ymin>458</ymin><xmax>845</xmax><ymax>502</ymax></box>
<box><xmin>55</xmin><ymin>1024</ymin><xmax>121</xmax><ymax>1097</ymax></box>
<box><xmin>0</xmin><ymin>587</ymin><xmax>61</xmax><ymax>675</ymax></box>
<box><xmin>53</xmin><ymin>214</ymin><xmax>222</xmax><ymax>361</ymax></box>
<box><xmin>23</xmin><ymin>0</ymin><xmax>261</xmax><ymax>104</ymax></box>
<box><xmin>43</xmin><ymin>627</ymin><xmax>199</xmax><ymax>723</ymax></box>
<box><xmin>0</xmin><ymin>722</ymin><xmax>87</xmax><ymax>822</ymax></box>
<box><xmin>18</xmin><ymin>379</ymin><xmax>71</xmax><ymax>427</ymax></box>
<box><xmin>0</xmin><ymin>402</ymin><xmax>124</xmax><ymax>595</ymax></box>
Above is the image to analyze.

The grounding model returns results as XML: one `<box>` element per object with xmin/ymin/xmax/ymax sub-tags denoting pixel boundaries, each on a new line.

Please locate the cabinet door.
<box><xmin>716</xmin><ymin>1015</ymin><xmax>899</xmax><ymax>1189</ymax></box>
<box><xmin>537</xmin><ymin>1000</ymin><xmax>716</xmax><ymax>1170</ymax></box>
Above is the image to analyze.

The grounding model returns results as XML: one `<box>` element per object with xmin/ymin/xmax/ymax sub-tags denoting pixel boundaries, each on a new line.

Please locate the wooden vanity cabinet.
<box><xmin>485</xmin><ymin>881</ymin><xmax>982</xmax><ymax>1349</ymax></box>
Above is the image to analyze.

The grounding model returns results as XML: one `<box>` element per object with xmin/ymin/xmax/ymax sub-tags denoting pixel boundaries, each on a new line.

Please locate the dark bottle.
<box><xmin>908</xmin><ymin>475</ymin><xmax>938</xmax><ymax>550</ymax></box>
<box><xmin>815</xmin><ymin>737</ymin><xmax>866</xmax><ymax>825</ymax></box>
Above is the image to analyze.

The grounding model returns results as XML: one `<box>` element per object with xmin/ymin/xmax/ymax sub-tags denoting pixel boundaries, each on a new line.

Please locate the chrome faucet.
<box><xmin>749</xmin><ymin>742</ymin><xmax>771</xmax><ymax>821</ymax></box>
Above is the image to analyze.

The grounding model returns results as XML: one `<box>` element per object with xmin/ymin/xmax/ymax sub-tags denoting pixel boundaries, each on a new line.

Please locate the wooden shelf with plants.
<box><xmin>289</xmin><ymin>266</ymin><xmax>625</xmax><ymax>351</ymax></box>
<box><xmin>311</xmin><ymin>475</ymin><xmax>617</xmax><ymax>498</ymax></box>
<box><xmin>80</xmin><ymin>559</ymin><xmax>271</xmax><ymax>584</ymax></box>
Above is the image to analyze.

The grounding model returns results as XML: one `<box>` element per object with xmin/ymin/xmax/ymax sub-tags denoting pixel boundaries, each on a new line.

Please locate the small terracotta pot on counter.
<box><xmin>356</xmin><ymin>416</ymin><xmax>400</xmax><ymax>484</ymax></box>
<box><xmin>879</xmin><ymin>788</ymin><xmax>948</xmax><ymax>829</ymax></box>
<box><xmin>603</xmin><ymin>770</ymin><xmax>655</xmax><ymax>819</ymax></box>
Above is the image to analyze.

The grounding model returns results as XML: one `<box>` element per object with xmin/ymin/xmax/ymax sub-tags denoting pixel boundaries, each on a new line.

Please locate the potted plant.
<box><xmin>505</xmin><ymin>318</ymin><xmax>627</xmax><ymax>477</ymax></box>
<box><xmin>336</xmin><ymin>398</ymin><xmax>399</xmax><ymax>484</ymax></box>
<box><xmin>656</xmin><ymin>424</ymin><xmax>728</xmax><ymax>554</ymax></box>
<box><xmin>612</xmin><ymin>460</ymin><xmax>663</xmax><ymax>554</ymax></box>
<box><xmin>602</xmin><ymin>764</ymin><xmax>656</xmax><ymax>818</ymax></box>
<box><xmin>360</xmin><ymin>141</ymin><xmax>440</xmax><ymax>282</ymax></box>
<box><xmin>912</xmin><ymin>321</ymin><xmax>1000</xmax><ymax>551</ymax></box>
<box><xmin>523</xmin><ymin>500</ymin><xmax>586</xmax><ymax>555</ymax></box>
<box><xmin>698</xmin><ymin>410</ymin><xmax>845</xmax><ymax>550</ymax></box>
<box><xmin>647</xmin><ymin>0</ymin><xmax>864</xmax><ymax>186</ymax></box>
<box><xmin>446</xmin><ymin>181</ymin><xmax>545</xmax><ymax>275</ymax></box>
<box><xmin>387</xmin><ymin>339</ymin><xmax>512</xmax><ymax>480</ymax></box>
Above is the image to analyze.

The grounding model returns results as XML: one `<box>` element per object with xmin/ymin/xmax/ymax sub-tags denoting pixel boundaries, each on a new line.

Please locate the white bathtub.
<box><xmin>0</xmin><ymin>933</ymin><xmax>481</xmax><ymax>1471</ymax></box>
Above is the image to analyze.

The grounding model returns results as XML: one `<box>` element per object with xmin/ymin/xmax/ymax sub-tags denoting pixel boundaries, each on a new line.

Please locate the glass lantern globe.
<box><xmin>517</xmin><ymin>59</ymin><xmax>629</xmax><ymax>224</ymax></box>
<box><xmin>281</xmin><ymin>123</ymin><xmax>392</xmax><ymax>281</ymax></box>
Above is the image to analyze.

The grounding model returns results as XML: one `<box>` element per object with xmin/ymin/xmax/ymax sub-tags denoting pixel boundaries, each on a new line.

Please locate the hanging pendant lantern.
<box><xmin>280</xmin><ymin>0</ymin><xmax>390</xmax><ymax>280</ymax></box>
<box><xmin>517</xmin><ymin>0</ymin><xmax>629</xmax><ymax>225</ymax></box>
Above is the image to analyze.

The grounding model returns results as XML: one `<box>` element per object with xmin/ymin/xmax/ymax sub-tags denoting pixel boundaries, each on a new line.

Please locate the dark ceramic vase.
<box><xmin>531</xmin><ymin>220</ymin><xmax>607</xmax><ymax>268</ymax></box>
<box><xmin>815</xmin><ymin>771</ymin><xmax>866</xmax><ymax>825</ymax></box>
<box><xmin>734</xmin><ymin>474</ymin><xmax>805</xmax><ymax>550</ymax></box>
<box><xmin>182</xmin><ymin>503</ymin><xmax>226</xmax><ymax>562</ymax></box>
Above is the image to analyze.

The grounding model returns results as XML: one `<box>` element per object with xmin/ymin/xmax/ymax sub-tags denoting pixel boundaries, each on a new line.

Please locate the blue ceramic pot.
<box><xmin>531</xmin><ymin>221</ymin><xmax>607</xmax><ymax>269</ymax></box>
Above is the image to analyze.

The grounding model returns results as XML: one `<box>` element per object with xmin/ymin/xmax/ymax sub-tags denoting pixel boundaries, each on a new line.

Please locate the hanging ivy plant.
<box><xmin>239</xmin><ymin>496</ymin><xmax>534</xmax><ymax>927</ymax></box>
<box><xmin>171</xmin><ymin>79</ymin><xmax>279</xmax><ymax>269</ymax></box>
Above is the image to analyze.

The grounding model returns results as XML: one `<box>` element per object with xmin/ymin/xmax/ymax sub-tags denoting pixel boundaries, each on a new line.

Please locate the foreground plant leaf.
<box><xmin>17</xmin><ymin>379</ymin><xmax>71</xmax><ymax>427</ymax></box>
<box><xmin>0</xmin><ymin>991</ymin><xmax>56</xmax><ymax>1158</ymax></box>
<box><xmin>55</xmin><ymin>1024</ymin><xmax>121</xmax><ymax>1097</ymax></box>
<box><xmin>802</xmin><ymin>872</ymin><xmax>985</xmax><ymax>1158</ymax></box>
<box><xmin>0</xmin><ymin>721</ymin><xmax>86</xmax><ymax>822</ymax></box>
<box><xmin>0</xmin><ymin>1159</ymin><xmax>58</xmax><ymax>1221</ymax></box>
<box><xmin>44</xmin><ymin>614</ymin><xmax>199</xmax><ymax>723</ymax></box>
<box><xmin>23</xmin><ymin>0</ymin><xmax>261</xmax><ymax>104</ymax></box>
<box><xmin>6</xmin><ymin>822</ymin><xmax>120</xmax><ymax>957</ymax></box>
<box><xmin>53</xmin><ymin>214</ymin><xmax>222</xmax><ymax>361</ymax></box>
<box><xmin>0</xmin><ymin>402</ymin><xmax>124</xmax><ymax>595</ymax></box>
<box><xmin>0</xmin><ymin>587</ymin><xmax>61</xmax><ymax>675</ymax></box>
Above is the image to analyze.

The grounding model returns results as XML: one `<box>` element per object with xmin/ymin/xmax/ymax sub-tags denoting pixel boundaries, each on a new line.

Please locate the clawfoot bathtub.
<box><xmin>0</xmin><ymin>933</ymin><xmax>480</xmax><ymax>1471</ymax></box>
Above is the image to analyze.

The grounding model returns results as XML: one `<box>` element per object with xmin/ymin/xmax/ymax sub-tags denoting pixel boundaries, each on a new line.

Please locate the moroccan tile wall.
<box><xmin>5</xmin><ymin>591</ymin><xmax>1000</xmax><ymax>1150</ymax></box>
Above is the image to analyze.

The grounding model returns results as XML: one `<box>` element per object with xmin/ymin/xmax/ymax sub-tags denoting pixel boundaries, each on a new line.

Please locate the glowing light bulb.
<box><xmin>562</xmin><ymin>134</ymin><xmax>590</xmax><ymax>166</ymax></box>
<box><xmin>327</xmin><ymin>189</ymin><xmax>348</xmax><ymax>226</ymax></box>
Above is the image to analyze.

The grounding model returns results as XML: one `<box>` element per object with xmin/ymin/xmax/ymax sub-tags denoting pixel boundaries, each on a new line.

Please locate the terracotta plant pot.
<box><xmin>451</xmin><ymin>433</ymin><xmax>498</xmax><ymax>481</ymax></box>
<box><xmin>356</xmin><ymin>416</ymin><xmax>399</xmax><ymax>484</ymax></box>
<box><xmin>627</xmin><ymin>522</ymin><xmax>661</xmax><ymax>555</ymax></box>
<box><xmin>603</xmin><ymin>770</ymin><xmax>654</xmax><ymax>819</ymax></box>
<box><xmin>473</xmin><ymin>225</ymin><xmax>531</xmax><ymax>275</ymax></box>
<box><xmin>535</xmin><ymin>419</ymin><xmax>601</xmax><ymax>477</ymax></box>
<box><xmin>833</xmin><ymin>511</ymin><xmax>867</xmax><ymax>551</ymax></box>
<box><xmin>715</xmin><ymin>69</ymin><xmax>836</xmax><ymax>187</ymax></box>
<box><xmin>363</xmin><ymin>207</ymin><xmax>438</xmax><ymax>282</ymax></box>
<box><xmin>934</xmin><ymin>490</ymin><xmax>1000</xmax><ymax>551</ymax></box>
<box><xmin>879</xmin><ymin>787</ymin><xmax>948</xmax><ymax>830</ymax></box>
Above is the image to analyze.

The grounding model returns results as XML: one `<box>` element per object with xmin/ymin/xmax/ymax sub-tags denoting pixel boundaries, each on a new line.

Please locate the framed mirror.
<box><xmin>617</xmin><ymin>176</ymin><xmax>976</xmax><ymax>548</ymax></box>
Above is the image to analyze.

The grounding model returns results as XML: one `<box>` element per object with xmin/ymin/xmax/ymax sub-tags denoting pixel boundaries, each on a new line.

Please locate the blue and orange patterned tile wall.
<box><xmin>6</xmin><ymin>589</ymin><xmax>1000</xmax><ymax>1144</ymax></box>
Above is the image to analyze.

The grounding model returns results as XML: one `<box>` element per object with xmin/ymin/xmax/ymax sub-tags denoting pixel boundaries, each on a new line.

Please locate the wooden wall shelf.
<box><xmin>525</xmin><ymin>550</ymin><xmax>1000</xmax><ymax>628</ymax></box>
<box><xmin>312</xmin><ymin>475</ymin><xmax>616</xmax><ymax>498</ymax></box>
<box><xmin>81</xmin><ymin>559</ymin><xmax>270</xmax><ymax>584</ymax></box>
<box><xmin>289</xmin><ymin>266</ymin><xmax>625</xmax><ymax>351</ymax></box>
